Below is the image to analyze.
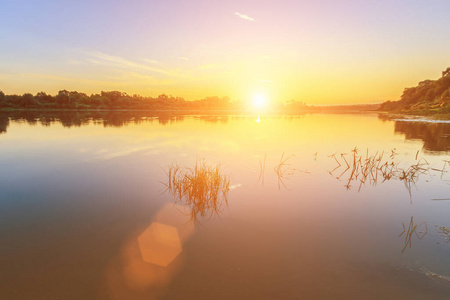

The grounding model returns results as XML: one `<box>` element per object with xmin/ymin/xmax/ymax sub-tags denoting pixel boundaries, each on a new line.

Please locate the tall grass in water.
<box><xmin>328</xmin><ymin>147</ymin><xmax>446</xmax><ymax>198</ymax></box>
<box><xmin>162</xmin><ymin>160</ymin><xmax>231</xmax><ymax>224</ymax></box>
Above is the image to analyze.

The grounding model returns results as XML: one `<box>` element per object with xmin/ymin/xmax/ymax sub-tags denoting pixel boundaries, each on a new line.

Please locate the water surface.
<box><xmin>1</xmin><ymin>112</ymin><xmax>449</xmax><ymax>299</ymax></box>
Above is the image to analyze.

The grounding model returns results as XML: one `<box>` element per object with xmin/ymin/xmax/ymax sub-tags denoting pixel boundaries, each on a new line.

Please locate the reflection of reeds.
<box><xmin>258</xmin><ymin>153</ymin><xmax>267</xmax><ymax>185</ymax></box>
<box><xmin>162</xmin><ymin>160</ymin><xmax>231</xmax><ymax>224</ymax></box>
<box><xmin>399</xmin><ymin>217</ymin><xmax>427</xmax><ymax>254</ymax></box>
<box><xmin>274</xmin><ymin>152</ymin><xmax>294</xmax><ymax>190</ymax></box>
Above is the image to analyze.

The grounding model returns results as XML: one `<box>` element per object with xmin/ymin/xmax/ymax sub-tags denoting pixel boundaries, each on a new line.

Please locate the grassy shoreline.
<box><xmin>379</xmin><ymin>110</ymin><xmax>450</xmax><ymax>120</ymax></box>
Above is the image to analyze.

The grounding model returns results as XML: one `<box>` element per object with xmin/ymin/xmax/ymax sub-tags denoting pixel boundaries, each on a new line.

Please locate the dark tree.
<box><xmin>21</xmin><ymin>93</ymin><xmax>35</xmax><ymax>107</ymax></box>
<box><xmin>0</xmin><ymin>90</ymin><xmax>5</xmax><ymax>103</ymax></box>
<box><xmin>55</xmin><ymin>90</ymin><xmax>70</xmax><ymax>106</ymax></box>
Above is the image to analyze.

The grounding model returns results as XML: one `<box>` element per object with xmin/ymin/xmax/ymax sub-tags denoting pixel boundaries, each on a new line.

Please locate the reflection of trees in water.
<box><xmin>394</xmin><ymin>121</ymin><xmax>450</xmax><ymax>152</ymax></box>
<box><xmin>0</xmin><ymin>114</ymin><xmax>9</xmax><ymax>134</ymax></box>
<box><xmin>0</xmin><ymin>111</ymin><xmax>235</xmax><ymax>133</ymax></box>
<box><xmin>194</xmin><ymin>116</ymin><xmax>229</xmax><ymax>124</ymax></box>
<box><xmin>0</xmin><ymin>111</ymin><xmax>309</xmax><ymax>133</ymax></box>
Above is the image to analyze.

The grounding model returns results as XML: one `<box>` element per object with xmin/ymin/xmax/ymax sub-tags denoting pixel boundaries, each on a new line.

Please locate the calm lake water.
<box><xmin>1</xmin><ymin>111</ymin><xmax>450</xmax><ymax>299</ymax></box>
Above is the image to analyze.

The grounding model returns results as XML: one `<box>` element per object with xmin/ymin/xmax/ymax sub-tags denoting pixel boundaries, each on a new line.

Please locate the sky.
<box><xmin>1</xmin><ymin>0</ymin><xmax>450</xmax><ymax>105</ymax></box>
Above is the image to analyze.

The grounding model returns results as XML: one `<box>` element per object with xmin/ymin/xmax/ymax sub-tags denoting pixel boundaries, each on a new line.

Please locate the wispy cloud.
<box><xmin>116</xmin><ymin>72</ymin><xmax>174</xmax><ymax>85</ymax></box>
<box><xmin>86</xmin><ymin>51</ymin><xmax>183</xmax><ymax>78</ymax></box>
<box><xmin>235</xmin><ymin>12</ymin><xmax>255</xmax><ymax>21</ymax></box>
<box><xmin>87</xmin><ymin>59</ymin><xmax>101</xmax><ymax>65</ymax></box>
<box><xmin>67</xmin><ymin>60</ymin><xmax>83</xmax><ymax>65</ymax></box>
<box><xmin>142</xmin><ymin>58</ymin><xmax>160</xmax><ymax>65</ymax></box>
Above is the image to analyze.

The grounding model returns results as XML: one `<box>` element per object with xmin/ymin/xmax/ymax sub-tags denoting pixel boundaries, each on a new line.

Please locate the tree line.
<box><xmin>0</xmin><ymin>90</ymin><xmax>240</xmax><ymax>110</ymax></box>
<box><xmin>380</xmin><ymin>67</ymin><xmax>450</xmax><ymax>115</ymax></box>
<box><xmin>0</xmin><ymin>89</ymin><xmax>379</xmax><ymax>112</ymax></box>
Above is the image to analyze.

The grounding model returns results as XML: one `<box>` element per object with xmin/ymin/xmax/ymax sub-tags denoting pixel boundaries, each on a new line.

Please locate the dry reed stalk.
<box><xmin>163</xmin><ymin>160</ymin><xmax>231</xmax><ymax>224</ymax></box>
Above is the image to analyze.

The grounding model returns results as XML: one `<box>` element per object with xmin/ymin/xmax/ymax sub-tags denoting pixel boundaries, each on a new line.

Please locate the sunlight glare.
<box><xmin>252</xmin><ymin>94</ymin><xmax>267</xmax><ymax>110</ymax></box>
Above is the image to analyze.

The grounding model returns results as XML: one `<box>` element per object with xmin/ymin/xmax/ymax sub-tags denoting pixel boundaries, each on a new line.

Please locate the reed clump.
<box><xmin>162</xmin><ymin>160</ymin><xmax>231</xmax><ymax>224</ymax></box>
<box><xmin>328</xmin><ymin>147</ymin><xmax>442</xmax><ymax>197</ymax></box>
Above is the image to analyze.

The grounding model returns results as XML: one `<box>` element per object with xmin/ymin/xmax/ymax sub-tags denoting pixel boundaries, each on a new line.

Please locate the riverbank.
<box><xmin>379</xmin><ymin>110</ymin><xmax>450</xmax><ymax>121</ymax></box>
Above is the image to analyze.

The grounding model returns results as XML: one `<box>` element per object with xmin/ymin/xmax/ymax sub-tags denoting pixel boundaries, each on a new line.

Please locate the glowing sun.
<box><xmin>252</xmin><ymin>93</ymin><xmax>267</xmax><ymax>110</ymax></box>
